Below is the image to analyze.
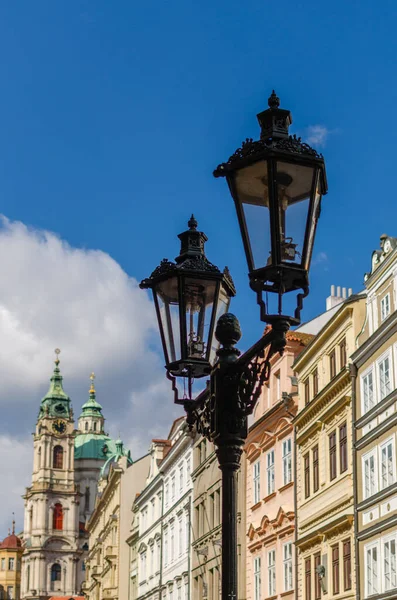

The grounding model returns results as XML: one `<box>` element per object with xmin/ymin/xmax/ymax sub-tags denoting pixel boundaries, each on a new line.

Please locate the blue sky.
<box><xmin>0</xmin><ymin>0</ymin><xmax>396</xmax><ymax>535</ymax></box>
<box><xmin>0</xmin><ymin>0</ymin><xmax>396</xmax><ymax>344</ymax></box>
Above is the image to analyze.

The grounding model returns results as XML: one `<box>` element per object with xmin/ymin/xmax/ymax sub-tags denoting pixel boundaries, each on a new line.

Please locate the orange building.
<box><xmin>245</xmin><ymin>330</ymin><xmax>311</xmax><ymax>600</ymax></box>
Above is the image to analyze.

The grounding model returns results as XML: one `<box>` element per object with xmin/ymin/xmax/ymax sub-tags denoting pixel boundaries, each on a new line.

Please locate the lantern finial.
<box><xmin>188</xmin><ymin>214</ymin><xmax>198</xmax><ymax>230</ymax></box>
<box><xmin>268</xmin><ymin>90</ymin><xmax>280</xmax><ymax>109</ymax></box>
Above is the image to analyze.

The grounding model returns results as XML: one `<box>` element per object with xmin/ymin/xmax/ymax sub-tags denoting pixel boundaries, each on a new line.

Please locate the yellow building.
<box><xmin>351</xmin><ymin>234</ymin><xmax>397</xmax><ymax>600</ymax></box>
<box><xmin>0</xmin><ymin>521</ymin><xmax>23</xmax><ymax>600</ymax></box>
<box><xmin>83</xmin><ymin>445</ymin><xmax>149</xmax><ymax>600</ymax></box>
<box><xmin>294</xmin><ymin>291</ymin><xmax>366</xmax><ymax>600</ymax></box>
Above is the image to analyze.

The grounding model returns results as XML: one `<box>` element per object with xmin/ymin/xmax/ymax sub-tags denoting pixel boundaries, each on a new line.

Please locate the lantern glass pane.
<box><xmin>185</xmin><ymin>278</ymin><xmax>217</xmax><ymax>361</ymax></box>
<box><xmin>234</xmin><ymin>161</ymin><xmax>272</xmax><ymax>270</ymax></box>
<box><xmin>276</xmin><ymin>161</ymin><xmax>314</xmax><ymax>265</ymax></box>
<box><xmin>209</xmin><ymin>283</ymin><xmax>231</xmax><ymax>365</ymax></box>
<box><xmin>304</xmin><ymin>174</ymin><xmax>322</xmax><ymax>270</ymax></box>
<box><xmin>156</xmin><ymin>277</ymin><xmax>181</xmax><ymax>364</ymax></box>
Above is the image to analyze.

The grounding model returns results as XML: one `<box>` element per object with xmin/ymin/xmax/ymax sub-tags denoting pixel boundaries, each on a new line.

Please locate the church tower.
<box><xmin>21</xmin><ymin>351</ymin><xmax>81</xmax><ymax>599</ymax></box>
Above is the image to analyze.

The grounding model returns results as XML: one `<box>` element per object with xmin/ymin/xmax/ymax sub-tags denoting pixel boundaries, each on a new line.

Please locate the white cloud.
<box><xmin>0</xmin><ymin>216</ymin><xmax>176</xmax><ymax>536</ymax></box>
<box><xmin>305</xmin><ymin>125</ymin><xmax>330</xmax><ymax>148</ymax></box>
<box><xmin>312</xmin><ymin>251</ymin><xmax>328</xmax><ymax>266</ymax></box>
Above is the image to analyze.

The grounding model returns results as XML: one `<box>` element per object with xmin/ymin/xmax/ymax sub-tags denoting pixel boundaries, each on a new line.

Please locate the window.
<box><xmin>314</xmin><ymin>553</ymin><xmax>321</xmax><ymax>600</ymax></box>
<box><xmin>85</xmin><ymin>422</ymin><xmax>88</xmax><ymax>431</ymax></box>
<box><xmin>381</xmin><ymin>293</ymin><xmax>391</xmax><ymax>322</ymax></box>
<box><xmin>304</xmin><ymin>453</ymin><xmax>310</xmax><ymax>498</ymax></box>
<box><xmin>179</xmin><ymin>464</ymin><xmax>184</xmax><ymax>492</ymax></box>
<box><xmin>170</xmin><ymin>523</ymin><xmax>175</xmax><ymax>559</ymax></box>
<box><xmin>51</xmin><ymin>563</ymin><xmax>61</xmax><ymax>582</ymax></box>
<box><xmin>305</xmin><ymin>557</ymin><xmax>311</xmax><ymax>600</ymax></box>
<box><xmin>171</xmin><ymin>474</ymin><xmax>176</xmax><ymax>501</ymax></box>
<box><xmin>339</xmin><ymin>422</ymin><xmax>348</xmax><ymax>473</ymax></box>
<box><xmin>53</xmin><ymin>445</ymin><xmax>64</xmax><ymax>469</ymax></box>
<box><xmin>282</xmin><ymin>438</ymin><xmax>292</xmax><ymax>485</ymax></box>
<box><xmin>151</xmin><ymin>498</ymin><xmax>156</xmax><ymax>521</ymax></box>
<box><xmin>363</xmin><ymin>449</ymin><xmax>378</xmax><ymax>499</ymax></box>
<box><xmin>329</xmin><ymin>349</ymin><xmax>336</xmax><ymax>379</ymax></box>
<box><xmin>0</xmin><ymin>559</ymin><xmax>4</xmax><ymax>571</ymax></box>
<box><xmin>304</xmin><ymin>380</ymin><xmax>310</xmax><ymax>405</ymax></box>
<box><xmin>253</xmin><ymin>557</ymin><xmax>261</xmax><ymax>600</ymax></box>
<box><xmin>8</xmin><ymin>559</ymin><xmax>14</xmax><ymax>571</ymax></box>
<box><xmin>53</xmin><ymin>503</ymin><xmax>63</xmax><ymax>530</ymax></box>
<box><xmin>165</xmin><ymin>482</ymin><xmax>169</xmax><ymax>508</ymax></box>
<box><xmin>362</xmin><ymin>369</ymin><xmax>375</xmax><ymax>414</ymax></box>
<box><xmin>283</xmin><ymin>542</ymin><xmax>293</xmax><ymax>592</ymax></box>
<box><xmin>329</xmin><ymin>431</ymin><xmax>337</xmax><ymax>480</ymax></box>
<box><xmin>93</xmin><ymin>422</ymin><xmax>97</xmax><ymax>431</ymax></box>
<box><xmin>313</xmin><ymin>368</ymin><xmax>318</xmax><ymax>397</ymax></box>
<box><xmin>186</xmin><ymin>456</ymin><xmax>191</xmax><ymax>478</ymax></box>
<box><xmin>178</xmin><ymin>517</ymin><xmax>183</xmax><ymax>556</ymax></box>
<box><xmin>268</xmin><ymin>550</ymin><xmax>276</xmax><ymax>596</ymax></box>
<box><xmin>140</xmin><ymin>551</ymin><xmax>147</xmax><ymax>582</ymax></box>
<box><xmin>380</xmin><ymin>438</ymin><xmax>395</xmax><ymax>489</ymax></box>
<box><xmin>332</xmin><ymin>545</ymin><xmax>340</xmax><ymax>594</ymax></box>
<box><xmin>340</xmin><ymin>338</ymin><xmax>347</xmax><ymax>369</ymax></box>
<box><xmin>365</xmin><ymin>543</ymin><xmax>379</xmax><ymax>596</ymax></box>
<box><xmin>313</xmin><ymin>446</ymin><xmax>319</xmax><ymax>493</ymax></box>
<box><xmin>6</xmin><ymin>587</ymin><xmax>13</xmax><ymax>600</ymax></box>
<box><xmin>379</xmin><ymin>355</ymin><xmax>391</xmax><ymax>400</ymax></box>
<box><xmin>383</xmin><ymin>536</ymin><xmax>397</xmax><ymax>591</ymax></box>
<box><xmin>38</xmin><ymin>446</ymin><xmax>41</xmax><ymax>468</ymax></box>
<box><xmin>266</xmin><ymin>450</ymin><xmax>275</xmax><ymax>495</ymax></box>
<box><xmin>343</xmin><ymin>539</ymin><xmax>351</xmax><ymax>591</ymax></box>
<box><xmin>253</xmin><ymin>461</ymin><xmax>261</xmax><ymax>504</ymax></box>
<box><xmin>275</xmin><ymin>371</ymin><xmax>281</xmax><ymax>400</ymax></box>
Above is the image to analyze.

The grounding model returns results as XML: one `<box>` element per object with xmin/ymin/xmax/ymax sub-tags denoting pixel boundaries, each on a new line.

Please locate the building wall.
<box><xmin>191</xmin><ymin>436</ymin><xmax>246</xmax><ymax>600</ymax></box>
<box><xmin>245</xmin><ymin>333</ymin><xmax>309</xmax><ymax>600</ymax></box>
<box><xmin>294</xmin><ymin>296</ymin><xmax>365</xmax><ymax>600</ymax></box>
<box><xmin>351</xmin><ymin>235</ymin><xmax>397</xmax><ymax>600</ymax></box>
<box><xmin>0</xmin><ymin>548</ymin><xmax>23</xmax><ymax>600</ymax></box>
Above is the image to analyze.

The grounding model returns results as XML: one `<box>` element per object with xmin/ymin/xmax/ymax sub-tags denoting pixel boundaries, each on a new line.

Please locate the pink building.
<box><xmin>245</xmin><ymin>331</ymin><xmax>311</xmax><ymax>600</ymax></box>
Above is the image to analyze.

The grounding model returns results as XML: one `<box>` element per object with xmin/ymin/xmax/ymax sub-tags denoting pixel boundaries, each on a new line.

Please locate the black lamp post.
<box><xmin>140</xmin><ymin>91</ymin><xmax>327</xmax><ymax>599</ymax></box>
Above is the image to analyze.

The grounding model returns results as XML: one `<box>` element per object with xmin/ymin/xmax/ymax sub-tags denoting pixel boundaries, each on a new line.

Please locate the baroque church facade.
<box><xmin>21</xmin><ymin>352</ymin><xmax>131</xmax><ymax>600</ymax></box>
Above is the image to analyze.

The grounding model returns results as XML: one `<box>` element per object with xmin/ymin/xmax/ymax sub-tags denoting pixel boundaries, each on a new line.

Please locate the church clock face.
<box><xmin>52</xmin><ymin>419</ymin><xmax>67</xmax><ymax>435</ymax></box>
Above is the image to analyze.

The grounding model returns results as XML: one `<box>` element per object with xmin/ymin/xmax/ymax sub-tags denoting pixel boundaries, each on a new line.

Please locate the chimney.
<box><xmin>326</xmin><ymin>284</ymin><xmax>351</xmax><ymax>310</ymax></box>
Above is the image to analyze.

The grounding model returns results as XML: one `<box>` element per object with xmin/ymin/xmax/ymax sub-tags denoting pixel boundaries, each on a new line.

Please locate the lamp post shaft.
<box><xmin>217</xmin><ymin>444</ymin><xmax>243</xmax><ymax>599</ymax></box>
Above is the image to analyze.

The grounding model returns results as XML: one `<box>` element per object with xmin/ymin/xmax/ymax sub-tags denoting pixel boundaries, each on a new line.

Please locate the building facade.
<box><xmin>294</xmin><ymin>292</ymin><xmax>365</xmax><ymax>600</ymax></box>
<box><xmin>21</xmin><ymin>356</ymin><xmax>130</xmax><ymax>600</ymax></box>
<box><xmin>0</xmin><ymin>522</ymin><xmax>23</xmax><ymax>600</ymax></box>
<box><xmin>245</xmin><ymin>330</ymin><xmax>311</xmax><ymax>600</ymax></box>
<box><xmin>131</xmin><ymin>418</ymin><xmax>195</xmax><ymax>600</ymax></box>
<box><xmin>351</xmin><ymin>234</ymin><xmax>397</xmax><ymax>600</ymax></box>
<box><xmin>191</xmin><ymin>435</ymin><xmax>246</xmax><ymax>600</ymax></box>
<box><xmin>83</xmin><ymin>449</ymin><xmax>147</xmax><ymax>600</ymax></box>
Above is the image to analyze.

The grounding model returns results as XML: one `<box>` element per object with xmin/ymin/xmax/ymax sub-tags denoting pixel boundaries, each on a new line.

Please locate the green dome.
<box><xmin>38</xmin><ymin>354</ymin><xmax>72</xmax><ymax>421</ymax></box>
<box><xmin>74</xmin><ymin>433</ymin><xmax>117</xmax><ymax>461</ymax></box>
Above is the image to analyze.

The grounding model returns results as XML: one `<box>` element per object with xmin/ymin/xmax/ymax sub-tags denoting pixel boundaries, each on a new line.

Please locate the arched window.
<box><xmin>51</xmin><ymin>563</ymin><xmax>61</xmax><ymax>582</ymax></box>
<box><xmin>93</xmin><ymin>422</ymin><xmax>97</xmax><ymax>432</ymax></box>
<box><xmin>85</xmin><ymin>422</ymin><xmax>88</xmax><ymax>432</ymax></box>
<box><xmin>38</xmin><ymin>447</ymin><xmax>41</xmax><ymax>468</ymax></box>
<box><xmin>53</xmin><ymin>504</ymin><xmax>63</xmax><ymax>530</ymax></box>
<box><xmin>53</xmin><ymin>446</ymin><xmax>63</xmax><ymax>469</ymax></box>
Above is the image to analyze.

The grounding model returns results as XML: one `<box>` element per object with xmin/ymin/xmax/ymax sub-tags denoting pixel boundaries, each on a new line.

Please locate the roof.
<box><xmin>74</xmin><ymin>432</ymin><xmax>119</xmax><ymax>461</ymax></box>
<box><xmin>38</xmin><ymin>355</ymin><xmax>72</xmax><ymax>421</ymax></box>
<box><xmin>0</xmin><ymin>533</ymin><xmax>22</xmax><ymax>549</ymax></box>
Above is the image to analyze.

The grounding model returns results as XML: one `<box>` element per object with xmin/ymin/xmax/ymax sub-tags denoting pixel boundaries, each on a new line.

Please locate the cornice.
<box><xmin>351</xmin><ymin>310</ymin><xmax>397</xmax><ymax>367</ymax></box>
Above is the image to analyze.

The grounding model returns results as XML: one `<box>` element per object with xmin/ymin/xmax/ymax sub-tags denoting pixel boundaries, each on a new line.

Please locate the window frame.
<box><xmin>267</xmin><ymin>549</ymin><xmax>276</xmax><ymax>597</ymax></box>
<box><xmin>283</xmin><ymin>542</ymin><xmax>293</xmax><ymax>592</ymax></box>
<box><xmin>340</xmin><ymin>338</ymin><xmax>347</xmax><ymax>369</ymax></box>
<box><xmin>365</xmin><ymin>540</ymin><xmax>380</xmax><ymax>598</ymax></box>
<box><xmin>266</xmin><ymin>450</ymin><xmax>275</xmax><ymax>496</ymax></box>
<box><xmin>304</xmin><ymin>453</ymin><xmax>310</xmax><ymax>499</ymax></box>
<box><xmin>332</xmin><ymin>544</ymin><xmax>340</xmax><ymax>595</ymax></box>
<box><xmin>379</xmin><ymin>436</ymin><xmax>396</xmax><ymax>490</ymax></box>
<box><xmin>377</xmin><ymin>349</ymin><xmax>393</xmax><ymax>402</ymax></box>
<box><xmin>361</xmin><ymin>365</ymin><xmax>375</xmax><ymax>416</ymax></box>
<box><xmin>313</xmin><ymin>445</ymin><xmax>319</xmax><ymax>493</ymax></box>
<box><xmin>381</xmin><ymin>292</ymin><xmax>391</xmax><ymax>322</ymax></box>
<box><xmin>305</xmin><ymin>557</ymin><xmax>311</xmax><ymax>600</ymax></box>
<box><xmin>362</xmin><ymin>447</ymin><xmax>378</xmax><ymax>500</ymax></box>
<box><xmin>329</xmin><ymin>430</ymin><xmax>337</xmax><ymax>481</ymax></box>
<box><xmin>313</xmin><ymin>367</ymin><xmax>318</xmax><ymax>397</ymax></box>
<box><xmin>329</xmin><ymin>348</ymin><xmax>336</xmax><ymax>380</ymax></box>
<box><xmin>314</xmin><ymin>552</ymin><xmax>321</xmax><ymax>600</ymax></box>
<box><xmin>253</xmin><ymin>556</ymin><xmax>261</xmax><ymax>600</ymax></box>
<box><xmin>282</xmin><ymin>438</ymin><xmax>292</xmax><ymax>486</ymax></box>
<box><xmin>253</xmin><ymin>460</ymin><xmax>261</xmax><ymax>504</ymax></box>
<box><xmin>339</xmin><ymin>422</ymin><xmax>348</xmax><ymax>474</ymax></box>
<box><xmin>304</xmin><ymin>379</ymin><xmax>310</xmax><ymax>405</ymax></box>
<box><xmin>382</xmin><ymin>532</ymin><xmax>397</xmax><ymax>592</ymax></box>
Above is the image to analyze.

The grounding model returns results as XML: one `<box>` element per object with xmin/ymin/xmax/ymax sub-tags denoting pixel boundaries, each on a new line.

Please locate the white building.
<box><xmin>132</xmin><ymin>418</ymin><xmax>195</xmax><ymax>600</ymax></box>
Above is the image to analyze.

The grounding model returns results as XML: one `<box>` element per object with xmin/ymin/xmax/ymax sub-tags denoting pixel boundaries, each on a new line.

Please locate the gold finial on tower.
<box><xmin>54</xmin><ymin>348</ymin><xmax>61</xmax><ymax>366</ymax></box>
<box><xmin>89</xmin><ymin>372</ymin><xmax>96</xmax><ymax>394</ymax></box>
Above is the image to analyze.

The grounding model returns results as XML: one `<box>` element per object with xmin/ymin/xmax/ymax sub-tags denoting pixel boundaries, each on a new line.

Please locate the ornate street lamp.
<box><xmin>214</xmin><ymin>90</ymin><xmax>327</xmax><ymax>323</ymax></box>
<box><xmin>140</xmin><ymin>91</ymin><xmax>327</xmax><ymax>600</ymax></box>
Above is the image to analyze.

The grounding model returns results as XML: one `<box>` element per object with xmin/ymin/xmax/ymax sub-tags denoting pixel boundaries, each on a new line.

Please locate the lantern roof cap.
<box><xmin>140</xmin><ymin>217</ymin><xmax>236</xmax><ymax>296</ymax></box>
<box><xmin>213</xmin><ymin>90</ymin><xmax>325</xmax><ymax>179</ymax></box>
